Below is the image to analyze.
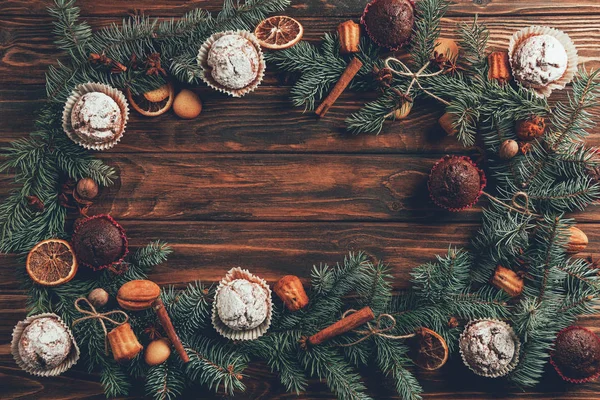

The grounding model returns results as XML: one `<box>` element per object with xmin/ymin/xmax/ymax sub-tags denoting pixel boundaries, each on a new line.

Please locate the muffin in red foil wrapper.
<box><xmin>71</xmin><ymin>214</ymin><xmax>128</xmax><ymax>271</ymax></box>
<box><xmin>550</xmin><ymin>326</ymin><xmax>600</xmax><ymax>384</ymax></box>
<box><xmin>428</xmin><ymin>155</ymin><xmax>486</xmax><ymax>212</ymax></box>
<box><xmin>361</xmin><ymin>0</ymin><xmax>415</xmax><ymax>51</ymax></box>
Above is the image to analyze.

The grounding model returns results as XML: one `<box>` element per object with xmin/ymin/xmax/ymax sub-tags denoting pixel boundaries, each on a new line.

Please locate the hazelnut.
<box><xmin>76</xmin><ymin>178</ymin><xmax>99</xmax><ymax>200</ymax></box>
<box><xmin>499</xmin><ymin>139</ymin><xmax>519</xmax><ymax>159</ymax></box>
<box><xmin>88</xmin><ymin>288</ymin><xmax>110</xmax><ymax>309</ymax></box>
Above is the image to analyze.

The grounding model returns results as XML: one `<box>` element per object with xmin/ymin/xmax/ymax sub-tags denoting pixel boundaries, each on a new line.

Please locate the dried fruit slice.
<box><xmin>409</xmin><ymin>327</ymin><xmax>449</xmax><ymax>370</ymax></box>
<box><xmin>126</xmin><ymin>83</ymin><xmax>175</xmax><ymax>117</ymax></box>
<box><xmin>254</xmin><ymin>16</ymin><xmax>303</xmax><ymax>50</ymax></box>
<box><xmin>26</xmin><ymin>239</ymin><xmax>78</xmax><ymax>286</ymax></box>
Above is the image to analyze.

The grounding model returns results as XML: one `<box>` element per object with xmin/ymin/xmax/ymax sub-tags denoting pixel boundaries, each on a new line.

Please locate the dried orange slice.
<box><xmin>254</xmin><ymin>16</ymin><xmax>303</xmax><ymax>50</ymax></box>
<box><xmin>126</xmin><ymin>82</ymin><xmax>175</xmax><ymax>117</ymax></box>
<box><xmin>409</xmin><ymin>327</ymin><xmax>449</xmax><ymax>370</ymax></box>
<box><xmin>26</xmin><ymin>239</ymin><xmax>78</xmax><ymax>286</ymax></box>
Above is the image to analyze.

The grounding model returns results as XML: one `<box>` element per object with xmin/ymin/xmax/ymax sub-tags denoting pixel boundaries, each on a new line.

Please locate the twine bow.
<box><xmin>72</xmin><ymin>297</ymin><xmax>129</xmax><ymax>355</ymax></box>
<box><xmin>482</xmin><ymin>191</ymin><xmax>542</xmax><ymax>218</ymax></box>
<box><xmin>336</xmin><ymin>309</ymin><xmax>416</xmax><ymax>347</ymax></box>
<box><xmin>384</xmin><ymin>57</ymin><xmax>451</xmax><ymax>106</ymax></box>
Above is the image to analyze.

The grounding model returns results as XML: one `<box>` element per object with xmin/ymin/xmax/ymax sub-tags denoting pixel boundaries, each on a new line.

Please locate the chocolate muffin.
<box><xmin>18</xmin><ymin>316</ymin><xmax>72</xmax><ymax>370</ymax></box>
<box><xmin>72</xmin><ymin>215</ymin><xmax>128</xmax><ymax>270</ymax></box>
<box><xmin>361</xmin><ymin>0</ymin><xmax>414</xmax><ymax>50</ymax></box>
<box><xmin>70</xmin><ymin>92</ymin><xmax>123</xmax><ymax>144</ymax></box>
<box><xmin>428</xmin><ymin>155</ymin><xmax>486</xmax><ymax>211</ymax></box>
<box><xmin>551</xmin><ymin>326</ymin><xmax>600</xmax><ymax>383</ymax></box>
<box><xmin>459</xmin><ymin>319</ymin><xmax>520</xmax><ymax>378</ymax></box>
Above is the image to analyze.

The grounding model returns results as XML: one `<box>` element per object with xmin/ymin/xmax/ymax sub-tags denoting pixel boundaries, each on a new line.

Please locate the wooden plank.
<box><xmin>3</xmin><ymin>152</ymin><xmax>600</xmax><ymax>222</ymax></box>
<box><xmin>2</xmin><ymin>84</ymin><xmax>600</xmax><ymax>154</ymax></box>
<box><xmin>2</xmin><ymin>15</ymin><xmax>600</xmax><ymax>86</ymax></box>
<box><xmin>1</xmin><ymin>0</ymin><xmax>600</xmax><ymax>17</ymax></box>
<box><xmin>2</xmin><ymin>220</ymin><xmax>600</xmax><ymax>290</ymax></box>
<box><xmin>0</xmin><ymin>153</ymin><xmax>482</xmax><ymax>221</ymax></box>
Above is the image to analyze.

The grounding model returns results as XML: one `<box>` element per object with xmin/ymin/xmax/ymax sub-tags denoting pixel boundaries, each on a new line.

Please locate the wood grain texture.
<box><xmin>2</xmin><ymin>0</ymin><xmax>600</xmax><ymax>399</ymax></box>
<box><xmin>2</xmin><ymin>0</ymin><xmax>600</xmax><ymax>17</ymax></box>
<box><xmin>2</xmin><ymin>15</ymin><xmax>600</xmax><ymax>86</ymax></box>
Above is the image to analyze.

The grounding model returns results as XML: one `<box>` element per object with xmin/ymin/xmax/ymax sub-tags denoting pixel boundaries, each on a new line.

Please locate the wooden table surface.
<box><xmin>2</xmin><ymin>0</ymin><xmax>600</xmax><ymax>398</ymax></box>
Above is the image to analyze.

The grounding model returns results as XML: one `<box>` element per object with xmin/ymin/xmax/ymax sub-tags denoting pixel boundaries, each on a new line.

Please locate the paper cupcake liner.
<box><xmin>62</xmin><ymin>82</ymin><xmax>130</xmax><ymax>150</ymax></box>
<box><xmin>458</xmin><ymin>319</ymin><xmax>520</xmax><ymax>378</ymax></box>
<box><xmin>361</xmin><ymin>0</ymin><xmax>415</xmax><ymax>51</ymax></box>
<box><xmin>71</xmin><ymin>214</ymin><xmax>129</xmax><ymax>271</ymax></box>
<box><xmin>508</xmin><ymin>26</ymin><xmax>578</xmax><ymax>97</ymax></box>
<box><xmin>212</xmin><ymin>267</ymin><xmax>273</xmax><ymax>341</ymax></box>
<box><xmin>550</xmin><ymin>325</ymin><xmax>600</xmax><ymax>384</ymax></box>
<box><xmin>428</xmin><ymin>155</ymin><xmax>487</xmax><ymax>212</ymax></box>
<box><xmin>11</xmin><ymin>313</ymin><xmax>80</xmax><ymax>377</ymax></box>
<box><xmin>197</xmin><ymin>30</ymin><xmax>266</xmax><ymax>98</ymax></box>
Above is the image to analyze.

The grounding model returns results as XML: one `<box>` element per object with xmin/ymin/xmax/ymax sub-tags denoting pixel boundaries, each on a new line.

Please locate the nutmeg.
<box><xmin>566</xmin><ymin>226</ymin><xmax>588</xmax><ymax>255</ymax></box>
<box><xmin>434</xmin><ymin>38</ymin><xmax>459</xmax><ymax>62</ymax></box>
<box><xmin>487</xmin><ymin>51</ymin><xmax>511</xmax><ymax>85</ymax></box>
<box><xmin>438</xmin><ymin>112</ymin><xmax>457</xmax><ymax>136</ymax></box>
<box><xmin>108</xmin><ymin>322</ymin><xmax>143</xmax><ymax>363</ymax></box>
<box><xmin>337</xmin><ymin>20</ymin><xmax>361</xmax><ymax>54</ymax></box>
<box><xmin>76</xmin><ymin>178</ymin><xmax>99</xmax><ymax>200</ymax></box>
<box><xmin>491</xmin><ymin>266</ymin><xmax>523</xmax><ymax>297</ymax></box>
<box><xmin>273</xmin><ymin>275</ymin><xmax>309</xmax><ymax>311</ymax></box>
<box><xmin>516</xmin><ymin>116</ymin><xmax>546</xmax><ymax>141</ymax></box>
<box><xmin>117</xmin><ymin>280</ymin><xmax>161</xmax><ymax>311</ymax></box>
<box><xmin>88</xmin><ymin>288</ymin><xmax>109</xmax><ymax>309</ymax></box>
<box><xmin>144</xmin><ymin>338</ymin><xmax>171</xmax><ymax>366</ymax></box>
<box><xmin>499</xmin><ymin>139</ymin><xmax>519</xmax><ymax>160</ymax></box>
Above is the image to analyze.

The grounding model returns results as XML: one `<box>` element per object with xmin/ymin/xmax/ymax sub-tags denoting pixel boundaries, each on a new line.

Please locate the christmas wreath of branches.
<box><xmin>1</xmin><ymin>0</ymin><xmax>600</xmax><ymax>399</ymax></box>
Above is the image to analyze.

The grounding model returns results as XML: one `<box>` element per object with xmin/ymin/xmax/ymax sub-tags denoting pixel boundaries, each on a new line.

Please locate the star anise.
<box><xmin>25</xmin><ymin>195</ymin><xmax>45</xmax><ymax>213</ymax></box>
<box><xmin>144</xmin><ymin>323</ymin><xmax>163</xmax><ymax>340</ymax></box>
<box><xmin>145</xmin><ymin>53</ymin><xmax>166</xmax><ymax>76</ymax></box>
<box><xmin>519</xmin><ymin>142</ymin><xmax>533</xmax><ymax>155</ymax></box>
<box><xmin>430</xmin><ymin>51</ymin><xmax>447</xmax><ymax>69</ymax></box>
<box><xmin>59</xmin><ymin>179</ymin><xmax>78</xmax><ymax>209</ymax></box>
<box><xmin>441</xmin><ymin>58</ymin><xmax>465</xmax><ymax>76</ymax></box>
<box><xmin>373</xmin><ymin>65</ymin><xmax>393</xmax><ymax>89</ymax></box>
<box><xmin>108</xmin><ymin>261</ymin><xmax>130</xmax><ymax>275</ymax></box>
<box><xmin>89</xmin><ymin>53</ymin><xmax>127</xmax><ymax>74</ymax></box>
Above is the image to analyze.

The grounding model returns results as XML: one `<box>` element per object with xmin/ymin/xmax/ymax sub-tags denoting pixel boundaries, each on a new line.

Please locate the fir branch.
<box><xmin>48</xmin><ymin>0</ymin><xmax>92</xmax><ymax>60</ymax></box>
<box><xmin>184</xmin><ymin>336</ymin><xmax>247</xmax><ymax>395</ymax></box>
<box><xmin>410</xmin><ymin>0</ymin><xmax>449</xmax><ymax>68</ymax></box>
<box><xmin>299</xmin><ymin>346</ymin><xmax>372</xmax><ymax>400</ymax></box>
<box><xmin>146</xmin><ymin>361</ymin><xmax>186</xmax><ymax>400</ymax></box>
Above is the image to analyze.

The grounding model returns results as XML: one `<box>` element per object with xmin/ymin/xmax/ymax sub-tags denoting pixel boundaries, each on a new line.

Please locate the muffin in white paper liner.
<box><xmin>62</xmin><ymin>82</ymin><xmax>130</xmax><ymax>150</ymax></box>
<box><xmin>11</xmin><ymin>313</ymin><xmax>80</xmax><ymax>377</ymax></box>
<box><xmin>212</xmin><ymin>267</ymin><xmax>273</xmax><ymax>341</ymax></box>
<box><xmin>508</xmin><ymin>26</ymin><xmax>578</xmax><ymax>97</ymax></box>
<box><xmin>458</xmin><ymin>319</ymin><xmax>520</xmax><ymax>378</ymax></box>
<box><xmin>197</xmin><ymin>30</ymin><xmax>266</xmax><ymax>98</ymax></box>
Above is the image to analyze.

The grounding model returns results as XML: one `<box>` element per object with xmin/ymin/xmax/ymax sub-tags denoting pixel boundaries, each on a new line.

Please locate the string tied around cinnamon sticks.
<box><xmin>383</xmin><ymin>57</ymin><xmax>450</xmax><ymax>106</ymax></box>
<box><xmin>335</xmin><ymin>309</ymin><xmax>416</xmax><ymax>347</ymax></box>
<box><xmin>299</xmin><ymin>306</ymin><xmax>414</xmax><ymax>350</ymax></box>
<box><xmin>72</xmin><ymin>297</ymin><xmax>129</xmax><ymax>355</ymax></box>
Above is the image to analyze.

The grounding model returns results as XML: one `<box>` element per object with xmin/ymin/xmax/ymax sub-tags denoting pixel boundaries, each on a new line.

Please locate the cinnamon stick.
<box><xmin>153</xmin><ymin>298</ymin><xmax>190</xmax><ymax>363</ymax></box>
<box><xmin>315</xmin><ymin>57</ymin><xmax>363</xmax><ymax>117</ymax></box>
<box><xmin>308</xmin><ymin>306</ymin><xmax>374</xmax><ymax>346</ymax></box>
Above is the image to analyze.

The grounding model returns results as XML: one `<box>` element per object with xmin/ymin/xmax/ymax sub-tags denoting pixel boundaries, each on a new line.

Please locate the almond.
<box><xmin>566</xmin><ymin>226</ymin><xmax>588</xmax><ymax>254</ymax></box>
<box><xmin>117</xmin><ymin>280</ymin><xmax>160</xmax><ymax>311</ymax></box>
